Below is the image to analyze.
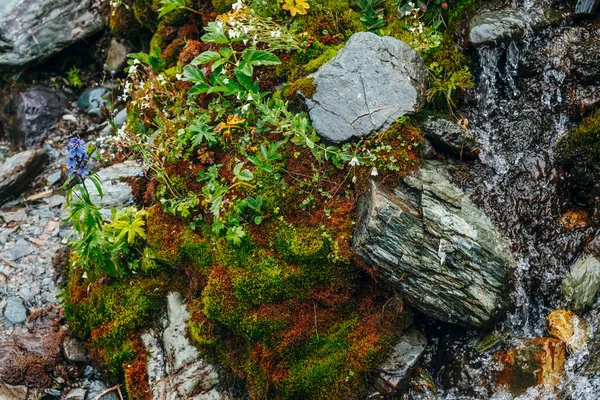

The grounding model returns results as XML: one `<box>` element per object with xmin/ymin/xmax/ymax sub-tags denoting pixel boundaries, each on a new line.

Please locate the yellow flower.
<box><xmin>282</xmin><ymin>0</ymin><xmax>309</xmax><ymax>17</ymax></box>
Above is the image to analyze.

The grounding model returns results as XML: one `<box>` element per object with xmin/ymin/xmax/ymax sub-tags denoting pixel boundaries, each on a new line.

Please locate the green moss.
<box><xmin>212</xmin><ymin>0</ymin><xmax>234</xmax><ymax>13</ymax></box>
<box><xmin>305</xmin><ymin>46</ymin><xmax>341</xmax><ymax>74</ymax></box>
<box><xmin>276</xmin><ymin>225</ymin><xmax>331</xmax><ymax>265</ymax></box>
<box><xmin>133</xmin><ymin>0</ymin><xmax>158</xmax><ymax>31</ymax></box>
<box><xmin>556</xmin><ymin>108</ymin><xmax>600</xmax><ymax>204</ymax></box>
<box><xmin>63</xmin><ymin>275</ymin><xmax>164</xmax><ymax>376</ymax></box>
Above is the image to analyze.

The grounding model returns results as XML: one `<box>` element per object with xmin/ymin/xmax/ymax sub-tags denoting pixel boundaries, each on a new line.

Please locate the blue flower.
<box><xmin>67</xmin><ymin>136</ymin><xmax>90</xmax><ymax>179</ymax></box>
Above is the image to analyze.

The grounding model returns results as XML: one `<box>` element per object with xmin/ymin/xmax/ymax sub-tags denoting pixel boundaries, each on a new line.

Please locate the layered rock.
<box><xmin>563</xmin><ymin>253</ymin><xmax>600</xmax><ymax>310</ymax></box>
<box><xmin>421</xmin><ymin>118</ymin><xmax>479</xmax><ymax>160</ymax></box>
<box><xmin>0</xmin><ymin>149</ymin><xmax>47</xmax><ymax>204</ymax></box>
<box><xmin>546</xmin><ymin>309</ymin><xmax>586</xmax><ymax>352</ymax></box>
<box><xmin>0</xmin><ymin>87</ymin><xmax>68</xmax><ymax>149</ymax></box>
<box><xmin>353</xmin><ymin>161</ymin><xmax>513</xmax><ymax>327</ymax></box>
<box><xmin>0</xmin><ymin>0</ymin><xmax>104</xmax><ymax>67</ymax></box>
<box><xmin>304</xmin><ymin>32</ymin><xmax>428</xmax><ymax>143</ymax></box>
<box><xmin>575</xmin><ymin>0</ymin><xmax>600</xmax><ymax>14</ymax></box>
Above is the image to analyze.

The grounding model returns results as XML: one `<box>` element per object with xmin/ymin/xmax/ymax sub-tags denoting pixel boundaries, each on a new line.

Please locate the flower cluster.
<box><xmin>67</xmin><ymin>136</ymin><xmax>90</xmax><ymax>178</ymax></box>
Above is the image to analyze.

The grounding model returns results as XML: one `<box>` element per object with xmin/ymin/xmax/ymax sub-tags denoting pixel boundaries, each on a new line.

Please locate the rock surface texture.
<box><xmin>88</xmin><ymin>161</ymin><xmax>141</xmax><ymax>209</ymax></box>
<box><xmin>469</xmin><ymin>8</ymin><xmax>564</xmax><ymax>46</ymax></box>
<box><xmin>421</xmin><ymin>118</ymin><xmax>478</xmax><ymax>159</ymax></box>
<box><xmin>304</xmin><ymin>32</ymin><xmax>427</xmax><ymax>143</ymax></box>
<box><xmin>353</xmin><ymin>161</ymin><xmax>513</xmax><ymax>327</ymax></box>
<box><xmin>563</xmin><ymin>253</ymin><xmax>600</xmax><ymax>311</ymax></box>
<box><xmin>0</xmin><ymin>0</ymin><xmax>104</xmax><ymax>67</ymax></box>
<box><xmin>142</xmin><ymin>292</ymin><xmax>223</xmax><ymax>400</ymax></box>
<box><xmin>0</xmin><ymin>149</ymin><xmax>47</xmax><ymax>204</ymax></box>
<box><xmin>372</xmin><ymin>328</ymin><xmax>427</xmax><ymax>396</ymax></box>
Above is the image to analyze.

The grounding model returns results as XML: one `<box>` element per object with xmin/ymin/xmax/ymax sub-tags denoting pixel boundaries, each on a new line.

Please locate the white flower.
<box><xmin>232</xmin><ymin>0</ymin><xmax>244</xmax><ymax>11</ymax></box>
<box><xmin>241</xmin><ymin>104</ymin><xmax>250</xmax><ymax>112</ymax></box>
<box><xmin>247</xmin><ymin>93</ymin><xmax>253</xmax><ymax>101</ymax></box>
<box><xmin>176</xmin><ymin>73</ymin><xmax>182</xmax><ymax>80</ymax></box>
<box><xmin>223</xmin><ymin>78</ymin><xmax>230</xmax><ymax>84</ymax></box>
<box><xmin>82</xmin><ymin>272</ymin><xmax>88</xmax><ymax>279</ymax></box>
<box><xmin>349</xmin><ymin>157</ymin><xmax>360</xmax><ymax>167</ymax></box>
<box><xmin>371</xmin><ymin>167</ymin><xmax>378</xmax><ymax>176</ymax></box>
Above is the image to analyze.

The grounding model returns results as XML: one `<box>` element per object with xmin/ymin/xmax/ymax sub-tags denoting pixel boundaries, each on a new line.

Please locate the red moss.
<box><xmin>124</xmin><ymin>337</ymin><xmax>152</xmax><ymax>400</ymax></box>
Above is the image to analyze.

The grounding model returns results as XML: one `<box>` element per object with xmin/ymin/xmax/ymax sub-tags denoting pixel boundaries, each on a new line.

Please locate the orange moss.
<box><xmin>124</xmin><ymin>337</ymin><xmax>152</xmax><ymax>400</ymax></box>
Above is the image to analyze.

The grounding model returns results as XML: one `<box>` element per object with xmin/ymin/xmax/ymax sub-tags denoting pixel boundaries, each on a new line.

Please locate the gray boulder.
<box><xmin>563</xmin><ymin>253</ymin><xmax>600</xmax><ymax>311</ymax></box>
<box><xmin>77</xmin><ymin>87</ymin><xmax>110</xmax><ymax>118</ymax></box>
<box><xmin>421</xmin><ymin>118</ymin><xmax>478</xmax><ymax>160</ymax></box>
<box><xmin>0</xmin><ymin>0</ymin><xmax>104</xmax><ymax>67</ymax></box>
<box><xmin>305</xmin><ymin>32</ymin><xmax>427</xmax><ymax>143</ymax></box>
<box><xmin>88</xmin><ymin>161</ymin><xmax>141</xmax><ymax>209</ymax></box>
<box><xmin>353</xmin><ymin>161</ymin><xmax>513</xmax><ymax>327</ymax></box>
<box><xmin>3</xmin><ymin>297</ymin><xmax>27</xmax><ymax>325</ymax></box>
<box><xmin>0</xmin><ymin>149</ymin><xmax>47</xmax><ymax>204</ymax></box>
<box><xmin>62</xmin><ymin>336</ymin><xmax>87</xmax><ymax>362</ymax></box>
<box><xmin>0</xmin><ymin>87</ymin><xmax>68</xmax><ymax>149</ymax></box>
<box><xmin>63</xmin><ymin>388</ymin><xmax>87</xmax><ymax>400</ymax></box>
<box><xmin>142</xmin><ymin>292</ymin><xmax>220</xmax><ymax>400</ymax></box>
<box><xmin>372</xmin><ymin>328</ymin><xmax>427</xmax><ymax>396</ymax></box>
<box><xmin>85</xmin><ymin>381</ymin><xmax>118</xmax><ymax>400</ymax></box>
<box><xmin>575</xmin><ymin>0</ymin><xmax>600</xmax><ymax>14</ymax></box>
<box><xmin>469</xmin><ymin>8</ymin><xmax>565</xmax><ymax>46</ymax></box>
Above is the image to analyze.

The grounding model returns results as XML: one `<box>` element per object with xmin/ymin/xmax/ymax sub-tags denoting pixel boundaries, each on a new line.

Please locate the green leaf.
<box><xmin>242</xmin><ymin>49</ymin><xmax>281</xmax><ymax>66</ymax></box>
<box><xmin>88</xmin><ymin>174</ymin><xmax>103</xmax><ymax>199</ymax></box>
<box><xmin>191</xmin><ymin>51</ymin><xmax>222</xmax><ymax>66</ymax></box>
<box><xmin>157</xmin><ymin>0</ymin><xmax>186</xmax><ymax>19</ymax></box>
<box><xmin>225</xmin><ymin>226</ymin><xmax>246</xmax><ymax>246</ymax></box>
<box><xmin>254</xmin><ymin>216</ymin><xmax>262</xmax><ymax>225</ymax></box>
<box><xmin>201</xmin><ymin>31</ymin><xmax>229</xmax><ymax>44</ymax></box>
<box><xmin>237</xmin><ymin>61</ymin><xmax>254</xmax><ymax>77</ymax></box>
<box><xmin>182</xmin><ymin>65</ymin><xmax>206</xmax><ymax>83</ymax></box>
<box><xmin>233</xmin><ymin>162</ymin><xmax>253</xmax><ymax>182</ymax></box>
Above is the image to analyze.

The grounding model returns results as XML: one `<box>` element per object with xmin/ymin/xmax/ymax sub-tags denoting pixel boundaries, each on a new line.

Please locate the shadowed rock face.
<box><xmin>353</xmin><ymin>161</ymin><xmax>513</xmax><ymax>327</ymax></box>
<box><xmin>0</xmin><ymin>0</ymin><xmax>104</xmax><ymax>67</ymax></box>
<box><xmin>0</xmin><ymin>149</ymin><xmax>47</xmax><ymax>204</ymax></box>
<box><xmin>304</xmin><ymin>31</ymin><xmax>428</xmax><ymax>144</ymax></box>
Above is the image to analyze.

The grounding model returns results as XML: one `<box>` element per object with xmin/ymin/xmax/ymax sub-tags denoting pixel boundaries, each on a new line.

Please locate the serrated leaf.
<box><xmin>191</xmin><ymin>51</ymin><xmax>222</xmax><ymax>66</ymax></box>
<box><xmin>242</xmin><ymin>49</ymin><xmax>281</xmax><ymax>66</ymax></box>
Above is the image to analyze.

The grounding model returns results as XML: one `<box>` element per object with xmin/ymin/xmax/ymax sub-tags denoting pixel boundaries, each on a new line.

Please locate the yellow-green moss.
<box><xmin>212</xmin><ymin>0</ymin><xmax>234</xmax><ymax>14</ymax></box>
<box><xmin>276</xmin><ymin>224</ymin><xmax>331</xmax><ymax>265</ymax></box>
<box><xmin>284</xmin><ymin>77</ymin><xmax>317</xmax><ymax>100</ymax></box>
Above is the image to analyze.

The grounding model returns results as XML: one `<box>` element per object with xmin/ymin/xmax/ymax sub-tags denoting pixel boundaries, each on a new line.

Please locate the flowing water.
<box><xmin>419</xmin><ymin>6</ymin><xmax>600</xmax><ymax>399</ymax></box>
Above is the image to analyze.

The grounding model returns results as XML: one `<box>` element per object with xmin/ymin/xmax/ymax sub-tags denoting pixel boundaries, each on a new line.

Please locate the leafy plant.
<box><xmin>427</xmin><ymin>63</ymin><xmax>473</xmax><ymax>113</ymax></box>
<box><xmin>355</xmin><ymin>0</ymin><xmax>386</xmax><ymax>32</ymax></box>
<box><xmin>67</xmin><ymin>66</ymin><xmax>83</xmax><ymax>89</ymax></box>
<box><xmin>157</xmin><ymin>0</ymin><xmax>204</xmax><ymax>18</ymax></box>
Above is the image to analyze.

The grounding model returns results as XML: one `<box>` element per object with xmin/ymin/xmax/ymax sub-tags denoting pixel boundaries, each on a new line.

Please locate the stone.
<box><xmin>421</xmin><ymin>117</ymin><xmax>478</xmax><ymax>159</ymax></box>
<box><xmin>563</xmin><ymin>253</ymin><xmax>600</xmax><ymax>310</ymax></box>
<box><xmin>63</xmin><ymin>388</ymin><xmax>87</xmax><ymax>400</ymax></box>
<box><xmin>546</xmin><ymin>310</ymin><xmax>586</xmax><ymax>352</ymax></box>
<box><xmin>10</xmin><ymin>238</ymin><xmax>34</xmax><ymax>261</ymax></box>
<box><xmin>143</xmin><ymin>293</ymin><xmax>220</xmax><ymax>400</ymax></box>
<box><xmin>469</xmin><ymin>8</ymin><xmax>565</xmax><ymax>46</ymax></box>
<box><xmin>0</xmin><ymin>149</ymin><xmax>47</xmax><ymax>204</ymax></box>
<box><xmin>353</xmin><ymin>161</ymin><xmax>513</xmax><ymax>327</ymax></box>
<box><xmin>88</xmin><ymin>161</ymin><xmax>141</xmax><ymax>209</ymax></box>
<box><xmin>77</xmin><ymin>87</ymin><xmax>110</xmax><ymax>117</ymax></box>
<box><xmin>575</xmin><ymin>0</ymin><xmax>600</xmax><ymax>14</ymax></box>
<box><xmin>304</xmin><ymin>32</ymin><xmax>428</xmax><ymax>143</ymax></box>
<box><xmin>0</xmin><ymin>382</ymin><xmax>40</xmax><ymax>400</ymax></box>
<box><xmin>0</xmin><ymin>87</ymin><xmax>68</xmax><ymax>148</ymax></box>
<box><xmin>85</xmin><ymin>381</ymin><xmax>118</xmax><ymax>400</ymax></box>
<box><xmin>105</xmin><ymin>39</ymin><xmax>130</xmax><ymax>73</ymax></box>
<box><xmin>62</xmin><ymin>336</ymin><xmax>87</xmax><ymax>362</ymax></box>
<box><xmin>4</xmin><ymin>297</ymin><xmax>27</xmax><ymax>325</ymax></box>
<box><xmin>0</xmin><ymin>0</ymin><xmax>103</xmax><ymax>67</ymax></box>
<box><xmin>372</xmin><ymin>328</ymin><xmax>427</xmax><ymax>396</ymax></box>
<box><xmin>494</xmin><ymin>338</ymin><xmax>566</xmax><ymax>396</ymax></box>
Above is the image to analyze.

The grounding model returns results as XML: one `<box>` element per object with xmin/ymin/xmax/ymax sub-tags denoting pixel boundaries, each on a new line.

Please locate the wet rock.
<box><xmin>3</xmin><ymin>297</ymin><xmax>27</xmax><ymax>325</ymax></box>
<box><xmin>0</xmin><ymin>305</ymin><xmax>69</xmax><ymax>388</ymax></box>
<box><xmin>86</xmin><ymin>381</ymin><xmax>118</xmax><ymax>400</ymax></box>
<box><xmin>62</xmin><ymin>336</ymin><xmax>87</xmax><ymax>362</ymax></box>
<box><xmin>88</xmin><ymin>161</ymin><xmax>141</xmax><ymax>209</ymax></box>
<box><xmin>304</xmin><ymin>32</ymin><xmax>427</xmax><ymax>143</ymax></box>
<box><xmin>0</xmin><ymin>0</ymin><xmax>103</xmax><ymax>67</ymax></box>
<box><xmin>469</xmin><ymin>8</ymin><xmax>564</xmax><ymax>46</ymax></box>
<box><xmin>494</xmin><ymin>338</ymin><xmax>566</xmax><ymax>396</ymax></box>
<box><xmin>143</xmin><ymin>293</ymin><xmax>220</xmax><ymax>400</ymax></box>
<box><xmin>353</xmin><ymin>161</ymin><xmax>513</xmax><ymax>327</ymax></box>
<box><xmin>372</xmin><ymin>328</ymin><xmax>427</xmax><ymax>396</ymax></box>
<box><xmin>10</xmin><ymin>238</ymin><xmax>34</xmax><ymax>261</ymax></box>
<box><xmin>0</xmin><ymin>149</ymin><xmax>47</xmax><ymax>204</ymax></box>
<box><xmin>0</xmin><ymin>87</ymin><xmax>68</xmax><ymax>148</ymax></box>
<box><xmin>421</xmin><ymin>118</ymin><xmax>478</xmax><ymax>159</ymax></box>
<box><xmin>63</xmin><ymin>387</ymin><xmax>87</xmax><ymax>400</ymax></box>
<box><xmin>422</xmin><ymin>138</ymin><xmax>437</xmax><ymax>159</ymax></box>
<box><xmin>105</xmin><ymin>39</ymin><xmax>130</xmax><ymax>74</ymax></box>
<box><xmin>563</xmin><ymin>253</ymin><xmax>600</xmax><ymax>311</ymax></box>
<box><xmin>77</xmin><ymin>87</ymin><xmax>110</xmax><ymax>117</ymax></box>
<box><xmin>546</xmin><ymin>310</ymin><xmax>586</xmax><ymax>352</ymax></box>
<box><xmin>575</xmin><ymin>0</ymin><xmax>600</xmax><ymax>14</ymax></box>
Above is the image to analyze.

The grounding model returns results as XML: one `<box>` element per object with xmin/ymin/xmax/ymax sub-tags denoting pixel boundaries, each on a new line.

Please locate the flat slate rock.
<box><xmin>0</xmin><ymin>149</ymin><xmax>47</xmax><ymax>204</ymax></box>
<box><xmin>304</xmin><ymin>32</ymin><xmax>427</xmax><ymax>143</ymax></box>
<box><xmin>0</xmin><ymin>0</ymin><xmax>104</xmax><ymax>67</ymax></box>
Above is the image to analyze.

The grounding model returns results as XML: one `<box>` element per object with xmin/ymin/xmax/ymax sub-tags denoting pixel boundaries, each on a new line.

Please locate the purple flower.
<box><xmin>67</xmin><ymin>136</ymin><xmax>90</xmax><ymax>178</ymax></box>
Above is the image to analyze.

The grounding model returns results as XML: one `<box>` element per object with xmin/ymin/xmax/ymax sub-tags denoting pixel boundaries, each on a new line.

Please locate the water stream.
<box><xmin>423</xmin><ymin>8</ymin><xmax>600</xmax><ymax>399</ymax></box>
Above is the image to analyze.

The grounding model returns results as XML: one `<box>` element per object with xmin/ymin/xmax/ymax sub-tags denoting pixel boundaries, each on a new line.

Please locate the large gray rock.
<box><xmin>305</xmin><ymin>32</ymin><xmax>427</xmax><ymax>143</ymax></box>
<box><xmin>88</xmin><ymin>161</ymin><xmax>141</xmax><ymax>209</ymax></box>
<box><xmin>563</xmin><ymin>253</ymin><xmax>600</xmax><ymax>311</ymax></box>
<box><xmin>0</xmin><ymin>0</ymin><xmax>104</xmax><ymax>67</ymax></box>
<box><xmin>353</xmin><ymin>161</ymin><xmax>513</xmax><ymax>327</ymax></box>
<box><xmin>142</xmin><ymin>293</ymin><xmax>220</xmax><ymax>400</ymax></box>
<box><xmin>469</xmin><ymin>8</ymin><xmax>565</xmax><ymax>46</ymax></box>
<box><xmin>421</xmin><ymin>118</ymin><xmax>478</xmax><ymax>160</ymax></box>
<box><xmin>372</xmin><ymin>328</ymin><xmax>427</xmax><ymax>396</ymax></box>
<box><xmin>0</xmin><ymin>149</ymin><xmax>47</xmax><ymax>204</ymax></box>
<box><xmin>575</xmin><ymin>0</ymin><xmax>600</xmax><ymax>14</ymax></box>
<box><xmin>3</xmin><ymin>297</ymin><xmax>27</xmax><ymax>325</ymax></box>
<box><xmin>0</xmin><ymin>87</ymin><xmax>68</xmax><ymax>148</ymax></box>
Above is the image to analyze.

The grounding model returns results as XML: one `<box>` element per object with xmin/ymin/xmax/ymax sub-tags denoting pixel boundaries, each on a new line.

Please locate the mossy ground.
<box><xmin>63</xmin><ymin>0</ymin><xmax>477</xmax><ymax>398</ymax></box>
